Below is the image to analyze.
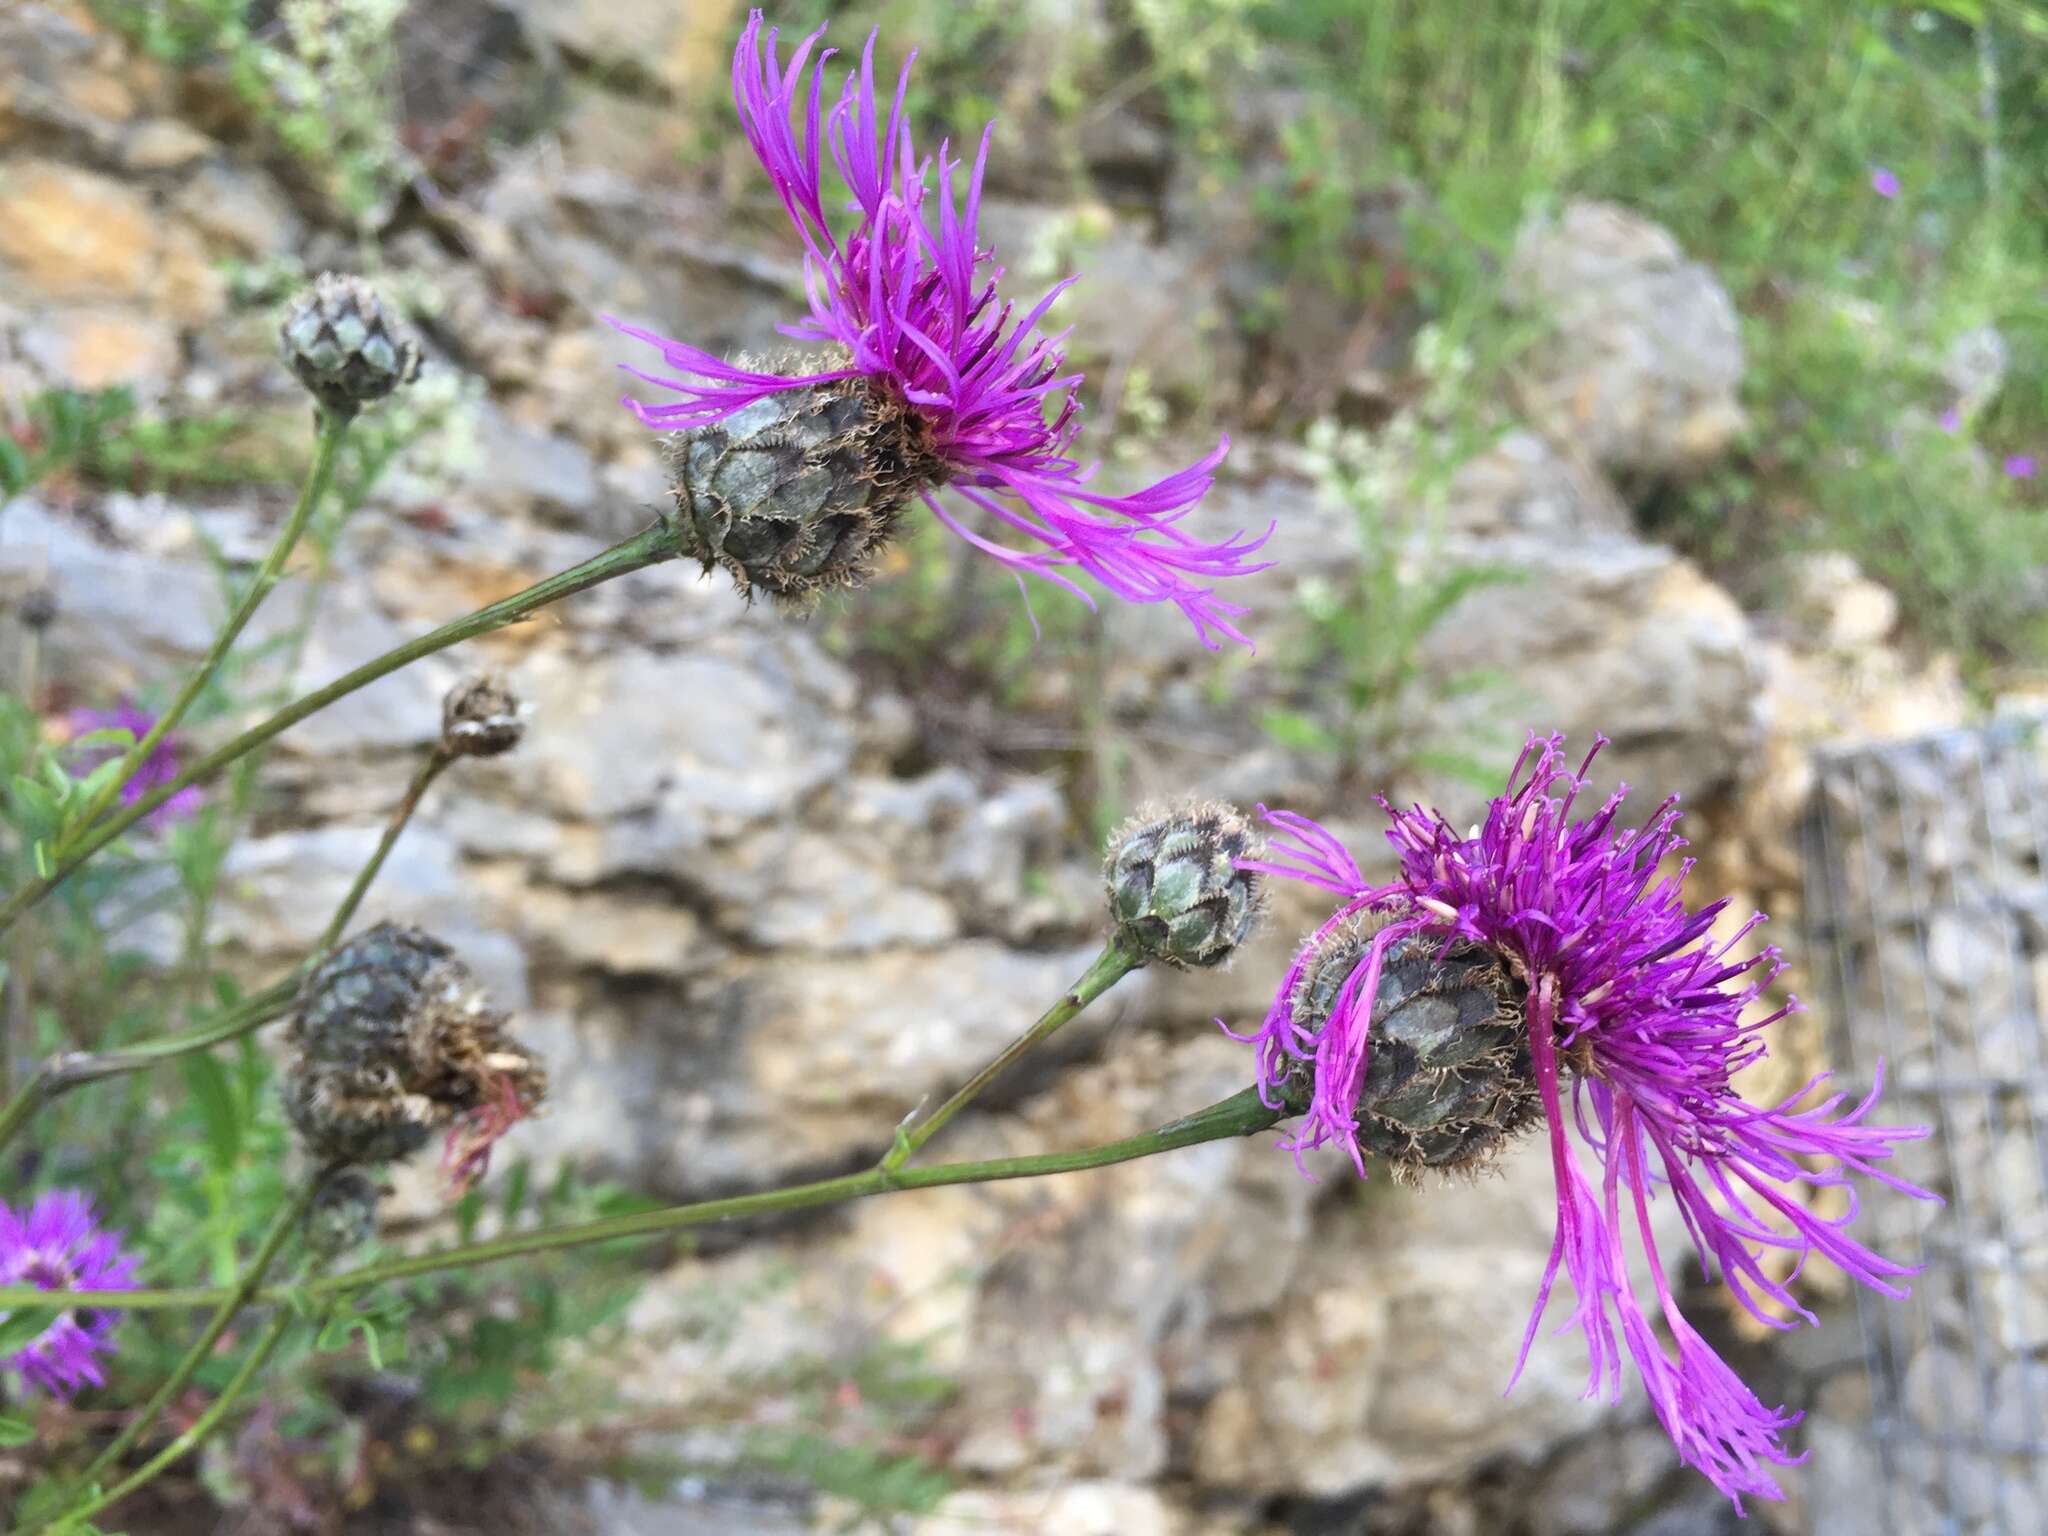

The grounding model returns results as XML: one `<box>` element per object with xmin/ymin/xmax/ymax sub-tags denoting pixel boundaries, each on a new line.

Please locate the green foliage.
<box><xmin>90</xmin><ymin>0</ymin><xmax>415</xmax><ymax>233</ymax></box>
<box><xmin>0</xmin><ymin>384</ymin><xmax>306</xmax><ymax>501</ymax></box>
<box><xmin>83</xmin><ymin>409</ymin><xmax>294</xmax><ymax>493</ymax></box>
<box><xmin>1261</xmin><ymin>326</ymin><xmax>1527</xmax><ymax>795</ymax></box>
<box><xmin>1650</xmin><ymin>289</ymin><xmax>2048</xmax><ymax>666</ymax></box>
<box><xmin>752</xmin><ymin>1431</ymin><xmax>953</xmax><ymax>1529</ymax></box>
<box><xmin>0</xmin><ymin>379</ymin><xmax>606</xmax><ymax>1524</ymax></box>
<box><xmin>0</xmin><ymin>388</ymin><xmax>138</xmax><ymax>503</ymax></box>
<box><xmin>1157</xmin><ymin>0</ymin><xmax>2048</xmax><ymax>668</ymax></box>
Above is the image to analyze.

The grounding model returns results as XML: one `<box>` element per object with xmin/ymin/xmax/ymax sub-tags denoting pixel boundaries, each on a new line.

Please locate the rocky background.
<box><xmin>0</xmin><ymin>2</ymin><xmax>2026</xmax><ymax>1533</ymax></box>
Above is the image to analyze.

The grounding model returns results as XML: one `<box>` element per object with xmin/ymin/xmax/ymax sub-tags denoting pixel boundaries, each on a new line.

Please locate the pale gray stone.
<box><xmin>1508</xmin><ymin>200</ymin><xmax>1746</xmax><ymax>476</ymax></box>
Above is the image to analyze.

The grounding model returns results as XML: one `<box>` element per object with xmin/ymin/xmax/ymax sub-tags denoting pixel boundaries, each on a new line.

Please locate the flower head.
<box><xmin>1870</xmin><ymin>165</ymin><xmax>1901</xmax><ymax>200</ymax></box>
<box><xmin>284</xmin><ymin>923</ymin><xmax>547</xmax><ymax>1185</ymax></box>
<box><xmin>68</xmin><ymin>703</ymin><xmax>201</xmax><ymax>827</ymax></box>
<box><xmin>280</xmin><ymin>272</ymin><xmax>422</xmax><ymax>416</ymax></box>
<box><xmin>1</xmin><ymin>1190</ymin><xmax>138</xmax><ymax>1397</ymax></box>
<box><xmin>1225</xmin><ymin>733</ymin><xmax>1935</xmax><ymax>1510</ymax></box>
<box><xmin>2004</xmin><ymin>453</ymin><xmax>2036</xmax><ymax>480</ymax></box>
<box><xmin>1104</xmin><ymin>801</ymin><xmax>1264</xmax><ymax>969</ymax></box>
<box><xmin>611</xmin><ymin>11</ymin><xmax>1269</xmax><ymax>647</ymax></box>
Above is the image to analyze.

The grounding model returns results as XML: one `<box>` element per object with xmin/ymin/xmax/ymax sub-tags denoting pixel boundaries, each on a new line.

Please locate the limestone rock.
<box><xmin>0</xmin><ymin>157</ymin><xmax>159</xmax><ymax>299</ymax></box>
<box><xmin>172</xmin><ymin>162</ymin><xmax>302</xmax><ymax>258</ymax></box>
<box><xmin>1192</xmin><ymin>1141</ymin><xmax>1670</xmax><ymax>1497</ymax></box>
<box><xmin>910</xmin><ymin>1483</ymin><xmax>1189</xmax><ymax>1536</ymax></box>
<box><xmin>516</xmin><ymin>0</ymin><xmax>745</xmax><ymax>98</ymax></box>
<box><xmin>1508</xmin><ymin>200</ymin><xmax>1746</xmax><ymax>476</ymax></box>
<box><xmin>1417</xmin><ymin>533</ymin><xmax>1763</xmax><ymax>804</ymax></box>
<box><xmin>17</xmin><ymin>307</ymin><xmax>180</xmax><ymax>390</ymax></box>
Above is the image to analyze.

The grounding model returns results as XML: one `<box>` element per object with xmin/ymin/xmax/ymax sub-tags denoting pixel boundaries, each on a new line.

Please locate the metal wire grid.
<box><xmin>1802</xmin><ymin>719</ymin><xmax>2048</xmax><ymax>1535</ymax></box>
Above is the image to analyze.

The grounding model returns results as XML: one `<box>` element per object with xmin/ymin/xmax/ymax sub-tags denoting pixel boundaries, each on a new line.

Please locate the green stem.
<box><xmin>0</xmin><ymin>520</ymin><xmax>676</xmax><ymax>939</ymax></box>
<box><xmin>40</xmin><ymin>1305</ymin><xmax>302</xmax><ymax>1535</ymax></box>
<box><xmin>315</xmin><ymin>1087</ymin><xmax>1279</xmax><ymax>1294</ymax></box>
<box><xmin>0</xmin><ymin>1090</ymin><xmax>1287</xmax><ymax>1314</ymax></box>
<box><xmin>881</xmin><ymin>941</ymin><xmax>1139</xmax><ymax>1173</ymax></box>
<box><xmin>72</xmin><ymin>1176</ymin><xmax>322</xmax><ymax>1494</ymax></box>
<box><xmin>59</xmin><ymin>411</ymin><xmax>349</xmax><ymax>853</ymax></box>
<box><xmin>315</xmin><ymin>745</ymin><xmax>452</xmax><ymax>953</ymax></box>
<box><xmin>0</xmin><ymin>980</ymin><xmax>298</xmax><ymax>1157</ymax></box>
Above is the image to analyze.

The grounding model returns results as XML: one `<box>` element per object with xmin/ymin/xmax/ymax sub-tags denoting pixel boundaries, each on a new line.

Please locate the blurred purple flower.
<box><xmin>2004</xmin><ymin>454</ymin><xmax>2036</xmax><ymax>480</ymax></box>
<box><xmin>1938</xmin><ymin>406</ymin><xmax>1962</xmax><ymax>434</ymax></box>
<box><xmin>608</xmin><ymin>11</ymin><xmax>1270</xmax><ymax>648</ymax></box>
<box><xmin>68</xmin><ymin>702</ymin><xmax>201</xmax><ymax>827</ymax></box>
<box><xmin>1226</xmin><ymin>734</ymin><xmax>1934</xmax><ymax>1511</ymax></box>
<box><xmin>1</xmin><ymin>1190</ymin><xmax>138</xmax><ymax>1397</ymax></box>
<box><xmin>1870</xmin><ymin>165</ymin><xmax>1901</xmax><ymax>200</ymax></box>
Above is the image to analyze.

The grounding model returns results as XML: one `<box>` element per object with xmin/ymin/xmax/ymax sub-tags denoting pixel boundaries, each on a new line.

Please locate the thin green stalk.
<box><xmin>0</xmin><ymin>1090</ymin><xmax>1288</xmax><ymax>1314</ymax></box>
<box><xmin>60</xmin><ymin>412</ymin><xmax>350</xmax><ymax>852</ymax></box>
<box><xmin>38</xmin><ymin>1305</ymin><xmax>302</xmax><ymax>1535</ymax></box>
<box><xmin>316</xmin><ymin>744</ymin><xmax>452</xmax><ymax>952</ymax></box>
<box><xmin>0</xmin><ymin>980</ymin><xmax>297</xmax><ymax>1157</ymax></box>
<box><xmin>0</xmin><ymin>520</ymin><xmax>677</xmax><ymax>939</ymax></box>
<box><xmin>311</xmin><ymin>1087</ymin><xmax>1280</xmax><ymax>1296</ymax></box>
<box><xmin>0</xmin><ymin>1285</ymin><xmax>229</xmax><ymax>1311</ymax></box>
<box><xmin>881</xmin><ymin>940</ymin><xmax>1139</xmax><ymax>1173</ymax></box>
<box><xmin>72</xmin><ymin>1177</ymin><xmax>322</xmax><ymax>1493</ymax></box>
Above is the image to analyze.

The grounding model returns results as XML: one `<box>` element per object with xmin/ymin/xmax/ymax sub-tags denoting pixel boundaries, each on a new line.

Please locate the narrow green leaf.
<box><xmin>0</xmin><ymin>1306</ymin><xmax>59</xmax><ymax>1356</ymax></box>
<box><xmin>498</xmin><ymin>1159</ymin><xmax>531</xmax><ymax>1228</ymax></box>
<box><xmin>10</xmin><ymin>774</ymin><xmax>61</xmax><ymax>830</ymax></box>
<box><xmin>39</xmin><ymin>752</ymin><xmax>76</xmax><ymax>798</ymax></box>
<box><xmin>177</xmin><ymin>1053</ymin><xmax>243</xmax><ymax>1171</ymax></box>
<box><xmin>0</xmin><ymin>1414</ymin><xmax>35</xmax><ymax>1446</ymax></box>
<box><xmin>0</xmin><ymin>437</ymin><xmax>28</xmax><ymax>496</ymax></box>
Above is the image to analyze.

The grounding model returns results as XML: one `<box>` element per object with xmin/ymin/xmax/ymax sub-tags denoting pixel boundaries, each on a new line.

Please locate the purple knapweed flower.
<box><xmin>1</xmin><ymin>1190</ymin><xmax>138</xmax><ymax>1397</ymax></box>
<box><xmin>1870</xmin><ymin>165</ymin><xmax>1901</xmax><ymax>200</ymax></box>
<box><xmin>68</xmin><ymin>702</ymin><xmax>202</xmax><ymax>827</ymax></box>
<box><xmin>1225</xmin><ymin>734</ymin><xmax>1935</xmax><ymax>1511</ymax></box>
<box><xmin>2004</xmin><ymin>454</ymin><xmax>2036</xmax><ymax>480</ymax></box>
<box><xmin>608</xmin><ymin>11</ymin><xmax>1269</xmax><ymax>648</ymax></box>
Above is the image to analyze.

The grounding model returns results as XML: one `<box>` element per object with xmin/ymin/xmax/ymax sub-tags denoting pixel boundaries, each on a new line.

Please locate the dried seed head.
<box><xmin>662</xmin><ymin>361</ymin><xmax>944</xmax><ymax>607</ymax></box>
<box><xmin>441</xmin><ymin>673</ymin><xmax>524</xmax><ymax>759</ymax></box>
<box><xmin>284</xmin><ymin>922</ymin><xmax>546</xmax><ymax>1179</ymax></box>
<box><xmin>280</xmin><ymin>272</ymin><xmax>422</xmax><ymax>416</ymax></box>
<box><xmin>304</xmin><ymin>1169</ymin><xmax>382</xmax><ymax>1261</ymax></box>
<box><xmin>1105</xmin><ymin>802</ymin><xmax>1263</xmax><ymax>969</ymax></box>
<box><xmin>1292</xmin><ymin>914</ymin><xmax>1540</xmax><ymax>1182</ymax></box>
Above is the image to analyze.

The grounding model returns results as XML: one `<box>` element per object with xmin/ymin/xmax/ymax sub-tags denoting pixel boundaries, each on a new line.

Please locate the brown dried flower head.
<box><xmin>284</xmin><ymin>922</ymin><xmax>546</xmax><ymax>1189</ymax></box>
<box><xmin>441</xmin><ymin>672</ymin><xmax>525</xmax><ymax>759</ymax></box>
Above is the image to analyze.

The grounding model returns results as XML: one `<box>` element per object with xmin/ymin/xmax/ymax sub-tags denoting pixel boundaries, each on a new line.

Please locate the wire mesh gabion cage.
<box><xmin>1802</xmin><ymin>717</ymin><xmax>2048</xmax><ymax>1535</ymax></box>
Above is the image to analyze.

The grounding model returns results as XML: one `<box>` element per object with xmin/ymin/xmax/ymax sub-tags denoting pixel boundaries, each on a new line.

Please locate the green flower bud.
<box><xmin>280</xmin><ymin>272</ymin><xmax>422</xmax><ymax>416</ymax></box>
<box><xmin>1105</xmin><ymin>802</ymin><xmax>1263</xmax><ymax>969</ymax></box>
<box><xmin>1293</xmin><ymin>915</ymin><xmax>1540</xmax><ymax>1181</ymax></box>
